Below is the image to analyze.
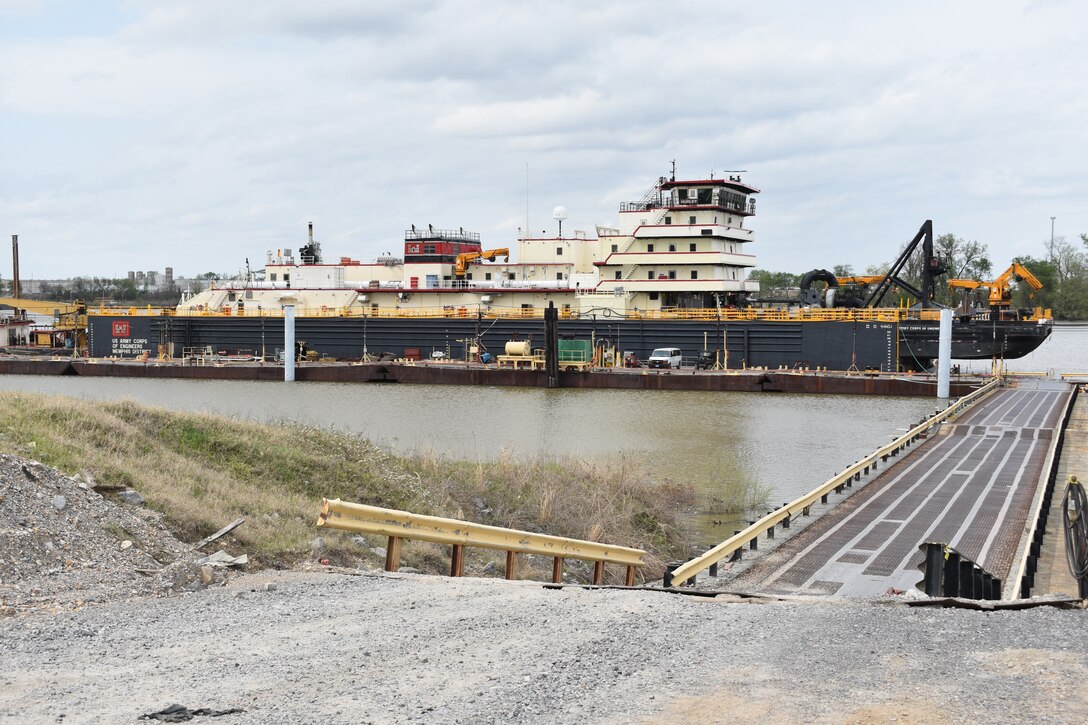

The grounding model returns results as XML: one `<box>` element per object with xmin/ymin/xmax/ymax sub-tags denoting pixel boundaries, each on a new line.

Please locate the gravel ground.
<box><xmin>3</xmin><ymin>454</ymin><xmax>1088</xmax><ymax>724</ymax></box>
<box><xmin>0</xmin><ymin>454</ymin><xmax>214</xmax><ymax>617</ymax></box>
<box><xmin>2</xmin><ymin>570</ymin><xmax>1087</xmax><ymax>724</ymax></box>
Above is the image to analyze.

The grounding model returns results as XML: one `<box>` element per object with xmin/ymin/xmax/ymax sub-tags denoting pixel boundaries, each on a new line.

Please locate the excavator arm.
<box><xmin>987</xmin><ymin>262</ymin><xmax>1044</xmax><ymax>307</ymax></box>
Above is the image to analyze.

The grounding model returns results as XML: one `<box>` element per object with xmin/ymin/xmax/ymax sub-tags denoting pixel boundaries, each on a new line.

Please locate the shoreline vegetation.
<box><xmin>0</xmin><ymin>392</ymin><xmax>767</xmax><ymax>582</ymax></box>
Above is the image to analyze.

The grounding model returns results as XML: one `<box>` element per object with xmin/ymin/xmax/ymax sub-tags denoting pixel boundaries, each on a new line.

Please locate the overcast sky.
<box><xmin>2</xmin><ymin>0</ymin><xmax>1085</xmax><ymax>281</ymax></box>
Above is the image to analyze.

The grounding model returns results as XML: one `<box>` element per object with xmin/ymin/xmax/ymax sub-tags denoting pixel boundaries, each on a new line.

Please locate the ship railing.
<box><xmin>663</xmin><ymin>377</ymin><xmax>1001</xmax><ymax>589</ymax></box>
<box><xmin>91</xmin><ymin>305</ymin><xmax>913</xmax><ymax>323</ymax></box>
<box><xmin>403</xmin><ymin>228</ymin><xmax>481</xmax><ymax>243</ymax></box>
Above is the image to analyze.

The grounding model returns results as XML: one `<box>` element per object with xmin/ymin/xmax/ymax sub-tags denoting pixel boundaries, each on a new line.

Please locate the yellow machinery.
<box><xmin>947</xmin><ymin>262</ymin><xmax>1044</xmax><ymax>309</ymax></box>
<box><xmin>454</xmin><ymin>248</ymin><xmax>509</xmax><ymax>278</ymax></box>
<box><xmin>835</xmin><ymin>275</ymin><xmax>886</xmax><ymax>286</ymax></box>
<box><xmin>0</xmin><ymin>297</ymin><xmax>87</xmax><ymax>348</ymax></box>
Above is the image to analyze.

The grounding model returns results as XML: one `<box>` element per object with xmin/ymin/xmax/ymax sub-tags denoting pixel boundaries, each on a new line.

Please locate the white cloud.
<box><xmin>0</xmin><ymin>0</ymin><xmax>1086</xmax><ymax>279</ymax></box>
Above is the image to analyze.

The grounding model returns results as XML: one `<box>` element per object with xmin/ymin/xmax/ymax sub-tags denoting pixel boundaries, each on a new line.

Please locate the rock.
<box><xmin>351</xmin><ymin>535</ymin><xmax>367</xmax><ymax>546</ymax></box>
<box><xmin>120</xmin><ymin>540</ymin><xmax>133</xmax><ymax>550</ymax></box>
<box><xmin>118</xmin><ymin>489</ymin><xmax>145</xmax><ymax>506</ymax></box>
<box><xmin>52</xmin><ymin>495</ymin><xmax>67</xmax><ymax>511</ymax></box>
<box><xmin>482</xmin><ymin>561</ymin><xmax>496</xmax><ymax>574</ymax></box>
<box><xmin>263</xmin><ymin>582</ymin><xmax>278</xmax><ymax>592</ymax></box>
<box><xmin>184</xmin><ymin>580</ymin><xmax>204</xmax><ymax>592</ymax></box>
<box><xmin>370</xmin><ymin>547</ymin><xmax>387</xmax><ymax>558</ymax></box>
<box><xmin>400</xmin><ymin>567</ymin><xmax>421</xmax><ymax>574</ymax></box>
<box><xmin>198</xmin><ymin>566</ymin><xmax>215</xmax><ymax>585</ymax></box>
<box><xmin>310</xmin><ymin>537</ymin><xmax>325</xmax><ymax>552</ymax></box>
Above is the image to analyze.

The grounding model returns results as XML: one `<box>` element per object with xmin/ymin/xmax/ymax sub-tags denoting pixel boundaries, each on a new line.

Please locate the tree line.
<box><xmin>748</xmin><ymin>232</ymin><xmax>1088</xmax><ymax>319</ymax></box>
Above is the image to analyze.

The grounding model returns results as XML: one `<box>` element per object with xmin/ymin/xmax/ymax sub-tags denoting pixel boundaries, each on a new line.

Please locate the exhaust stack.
<box><xmin>11</xmin><ymin>234</ymin><xmax>19</xmax><ymax>299</ymax></box>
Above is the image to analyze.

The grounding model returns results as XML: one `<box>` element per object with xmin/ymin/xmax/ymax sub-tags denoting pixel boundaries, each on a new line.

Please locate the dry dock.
<box><xmin>726</xmin><ymin>379</ymin><xmax>1074</xmax><ymax>597</ymax></box>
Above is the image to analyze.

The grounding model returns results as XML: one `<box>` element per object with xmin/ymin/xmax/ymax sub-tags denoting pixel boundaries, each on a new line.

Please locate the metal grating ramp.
<box><xmin>729</xmin><ymin>380</ymin><xmax>1071</xmax><ymax>597</ymax></box>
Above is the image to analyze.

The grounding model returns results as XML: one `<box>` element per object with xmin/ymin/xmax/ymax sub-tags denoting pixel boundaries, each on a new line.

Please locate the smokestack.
<box><xmin>308</xmin><ymin>222</ymin><xmax>314</xmax><ymax>244</ymax></box>
<box><xmin>11</xmin><ymin>234</ymin><xmax>19</xmax><ymax>299</ymax></box>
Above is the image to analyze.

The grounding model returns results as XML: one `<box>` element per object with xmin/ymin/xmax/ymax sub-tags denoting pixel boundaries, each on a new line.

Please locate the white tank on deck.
<box><xmin>505</xmin><ymin>340</ymin><xmax>531</xmax><ymax>356</ymax></box>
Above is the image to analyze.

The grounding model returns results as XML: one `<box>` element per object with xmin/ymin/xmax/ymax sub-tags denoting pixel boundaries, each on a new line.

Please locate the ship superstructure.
<box><xmin>178</xmin><ymin>170</ymin><xmax>762</xmax><ymax>319</ymax></box>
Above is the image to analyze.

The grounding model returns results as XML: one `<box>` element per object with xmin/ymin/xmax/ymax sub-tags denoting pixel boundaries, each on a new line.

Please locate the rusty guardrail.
<box><xmin>665</xmin><ymin>376</ymin><xmax>1002</xmax><ymax>587</ymax></box>
<box><xmin>317</xmin><ymin>499</ymin><xmax>646</xmax><ymax>585</ymax></box>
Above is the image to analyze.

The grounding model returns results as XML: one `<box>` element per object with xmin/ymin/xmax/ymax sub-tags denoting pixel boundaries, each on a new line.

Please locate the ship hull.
<box><xmin>87</xmin><ymin>313</ymin><xmax>1049</xmax><ymax>372</ymax></box>
<box><xmin>898</xmin><ymin>318</ymin><xmax>1052</xmax><ymax>367</ymax></box>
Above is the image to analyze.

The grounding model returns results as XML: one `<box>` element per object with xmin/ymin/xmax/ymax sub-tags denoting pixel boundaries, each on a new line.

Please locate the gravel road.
<box><xmin>2</xmin><ymin>570</ymin><xmax>1087</xmax><ymax>724</ymax></box>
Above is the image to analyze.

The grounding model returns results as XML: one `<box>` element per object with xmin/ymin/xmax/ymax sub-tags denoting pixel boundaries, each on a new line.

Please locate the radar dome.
<box><xmin>552</xmin><ymin>205</ymin><xmax>568</xmax><ymax>221</ymax></box>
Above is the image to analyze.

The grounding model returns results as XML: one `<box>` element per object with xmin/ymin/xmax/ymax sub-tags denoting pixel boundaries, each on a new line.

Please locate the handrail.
<box><xmin>316</xmin><ymin>498</ymin><xmax>645</xmax><ymax>585</ymax></box>
<box><xmin>85</xmin><ymin>304</ymin><xmax>1053</xmax><ymax>324</ymax></box>
<box><xmin>666</xmin><ymin>376</ymin><xmax>1001</xmax><ymax>587</ymax></box>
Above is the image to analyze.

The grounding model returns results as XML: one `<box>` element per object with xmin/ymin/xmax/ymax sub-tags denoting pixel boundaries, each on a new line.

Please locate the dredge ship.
<box><xmin>87</xmin><ymin>169</ymin><xmax>1052</xmax><ymax>370</ymax></box>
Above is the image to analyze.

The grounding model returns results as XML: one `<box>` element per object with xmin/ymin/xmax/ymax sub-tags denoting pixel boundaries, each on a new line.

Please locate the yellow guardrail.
<box><xmin>316</xmin><ymin>498</ymin><xmax>645</xmax><ymax>585</ymax></box>
<box><xmin>665</xmin><ymin>376</ymin><xmax>1002</xmax><ymax>587</ymax></box>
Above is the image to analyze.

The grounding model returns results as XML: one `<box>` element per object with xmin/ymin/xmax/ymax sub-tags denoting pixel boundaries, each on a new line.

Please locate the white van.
<box><xmin>647</xmin><ymin>347</ymin><xmax>682</xmax><ymax>369</ymax></box>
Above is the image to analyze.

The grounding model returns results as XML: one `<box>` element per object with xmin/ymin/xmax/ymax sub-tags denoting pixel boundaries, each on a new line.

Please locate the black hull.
<box><xmin>88</xmin><ymin>314</ymin><xmax>1051</xmax><ymax>372</ymax></box>
<box><xmin>898</xmin><ymin>318</ymin><xmax>1052</xmax><ymax>365</ymax></box>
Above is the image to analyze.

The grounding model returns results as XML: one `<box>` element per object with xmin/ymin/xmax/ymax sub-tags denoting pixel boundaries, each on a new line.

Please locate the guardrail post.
<box><xmin>750</xmin><ymin>537</ymin><xmax>758</xmax><ymax>551</ymax></box>
<box><xmin>450</xmin><ymin>544</ymin><xmax>465</xmax><ymax>577</ymax></box>
<box><xmin>385</xmin><ymin>536</ymin><xmax>402</xmax><ymax>572</ymax></box>
<box><xmin>625</xmin><ymin>565</ymin><xmax>637</xmax><ymax>586</ymax></box>
<box><xmin>731</xmin><ymin>532</ymin><xmax>743</xmax><ymax>561</ymax></box>
<box><xmin>782</xmin><ymin>514</ymin><xmax>791</xmax><ymax>530</ymax></box>
<box><xmin>802</xmin><ymin>506</ymin><xmax>811</xmax><ymax>516</ymax></box>
<box><xmin>923</xmin><ymin>543</ymin><xmax>944</xmax><ymax>596</ymax></box>
<box><xmin>592</xmin><ymin>561</ymin><xmax>605</xmax><ymax>585</ymax></box>
<box><xmin>505</xmin><ymin>551</ymin><xmax>518</xmax><ymax>580</ymax></box>
<box><xmin>864</xmin><ymin>465</ymin><xmax>870</xmax><ymax>475</ymax></box>
<box><xmin>552</xmin><ymin>557</ymin><xmax>564</xmax><ymax>584</ymax></box>
<box><xmin>820</xmin><ymin>494</ymin><xmax>828</xmax><ymax>504</ymax></box>
<box><xmin>663</xmin><ymin>564</ymin><xmax>678</xmax><ymax>588</ymax></box>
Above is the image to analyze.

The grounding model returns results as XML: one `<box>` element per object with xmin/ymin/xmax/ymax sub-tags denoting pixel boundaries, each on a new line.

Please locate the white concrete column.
<box><xmin>284</xmin><ymin>305</ymin><xmax>296</xmax><ymax>382</ymax></box>
<box><xmin>937</xmin><ymin>308</ymin><xmax>952</xmax><ymax>399</ymax></box>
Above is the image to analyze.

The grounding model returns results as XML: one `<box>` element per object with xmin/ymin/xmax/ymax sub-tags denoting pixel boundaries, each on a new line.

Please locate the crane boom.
<box><xmin>454</xmin><ymin>248</ymin><xmax>510</xmax><ymax>277</ymax></box>
<box><xmin>946</xmin><ymin>262</ymin><xmax>1045</xmax><ymax>308</ymax></box>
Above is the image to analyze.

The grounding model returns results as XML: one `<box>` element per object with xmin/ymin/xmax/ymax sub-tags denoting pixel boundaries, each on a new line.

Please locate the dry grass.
<box><xmin>0</xmin><ymin>391</ymin><xmax>698</xmax><ymax>582</ymax></box>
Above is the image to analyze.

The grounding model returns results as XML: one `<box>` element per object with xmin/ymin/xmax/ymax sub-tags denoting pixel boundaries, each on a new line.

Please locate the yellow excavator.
<box><xmin>454</xmin><ymin>248</ymin><xmax>510</xmax><ymax>278</ymax></box>
<box><xmin>0</xmin><ymin>297</ymin><xmax>87</xmax><ymax>349</ymax></box>
<box><xmin>947</xmin><ymin>262</ymin><xmax>1044</xmax><ymax>309</ymax></box>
